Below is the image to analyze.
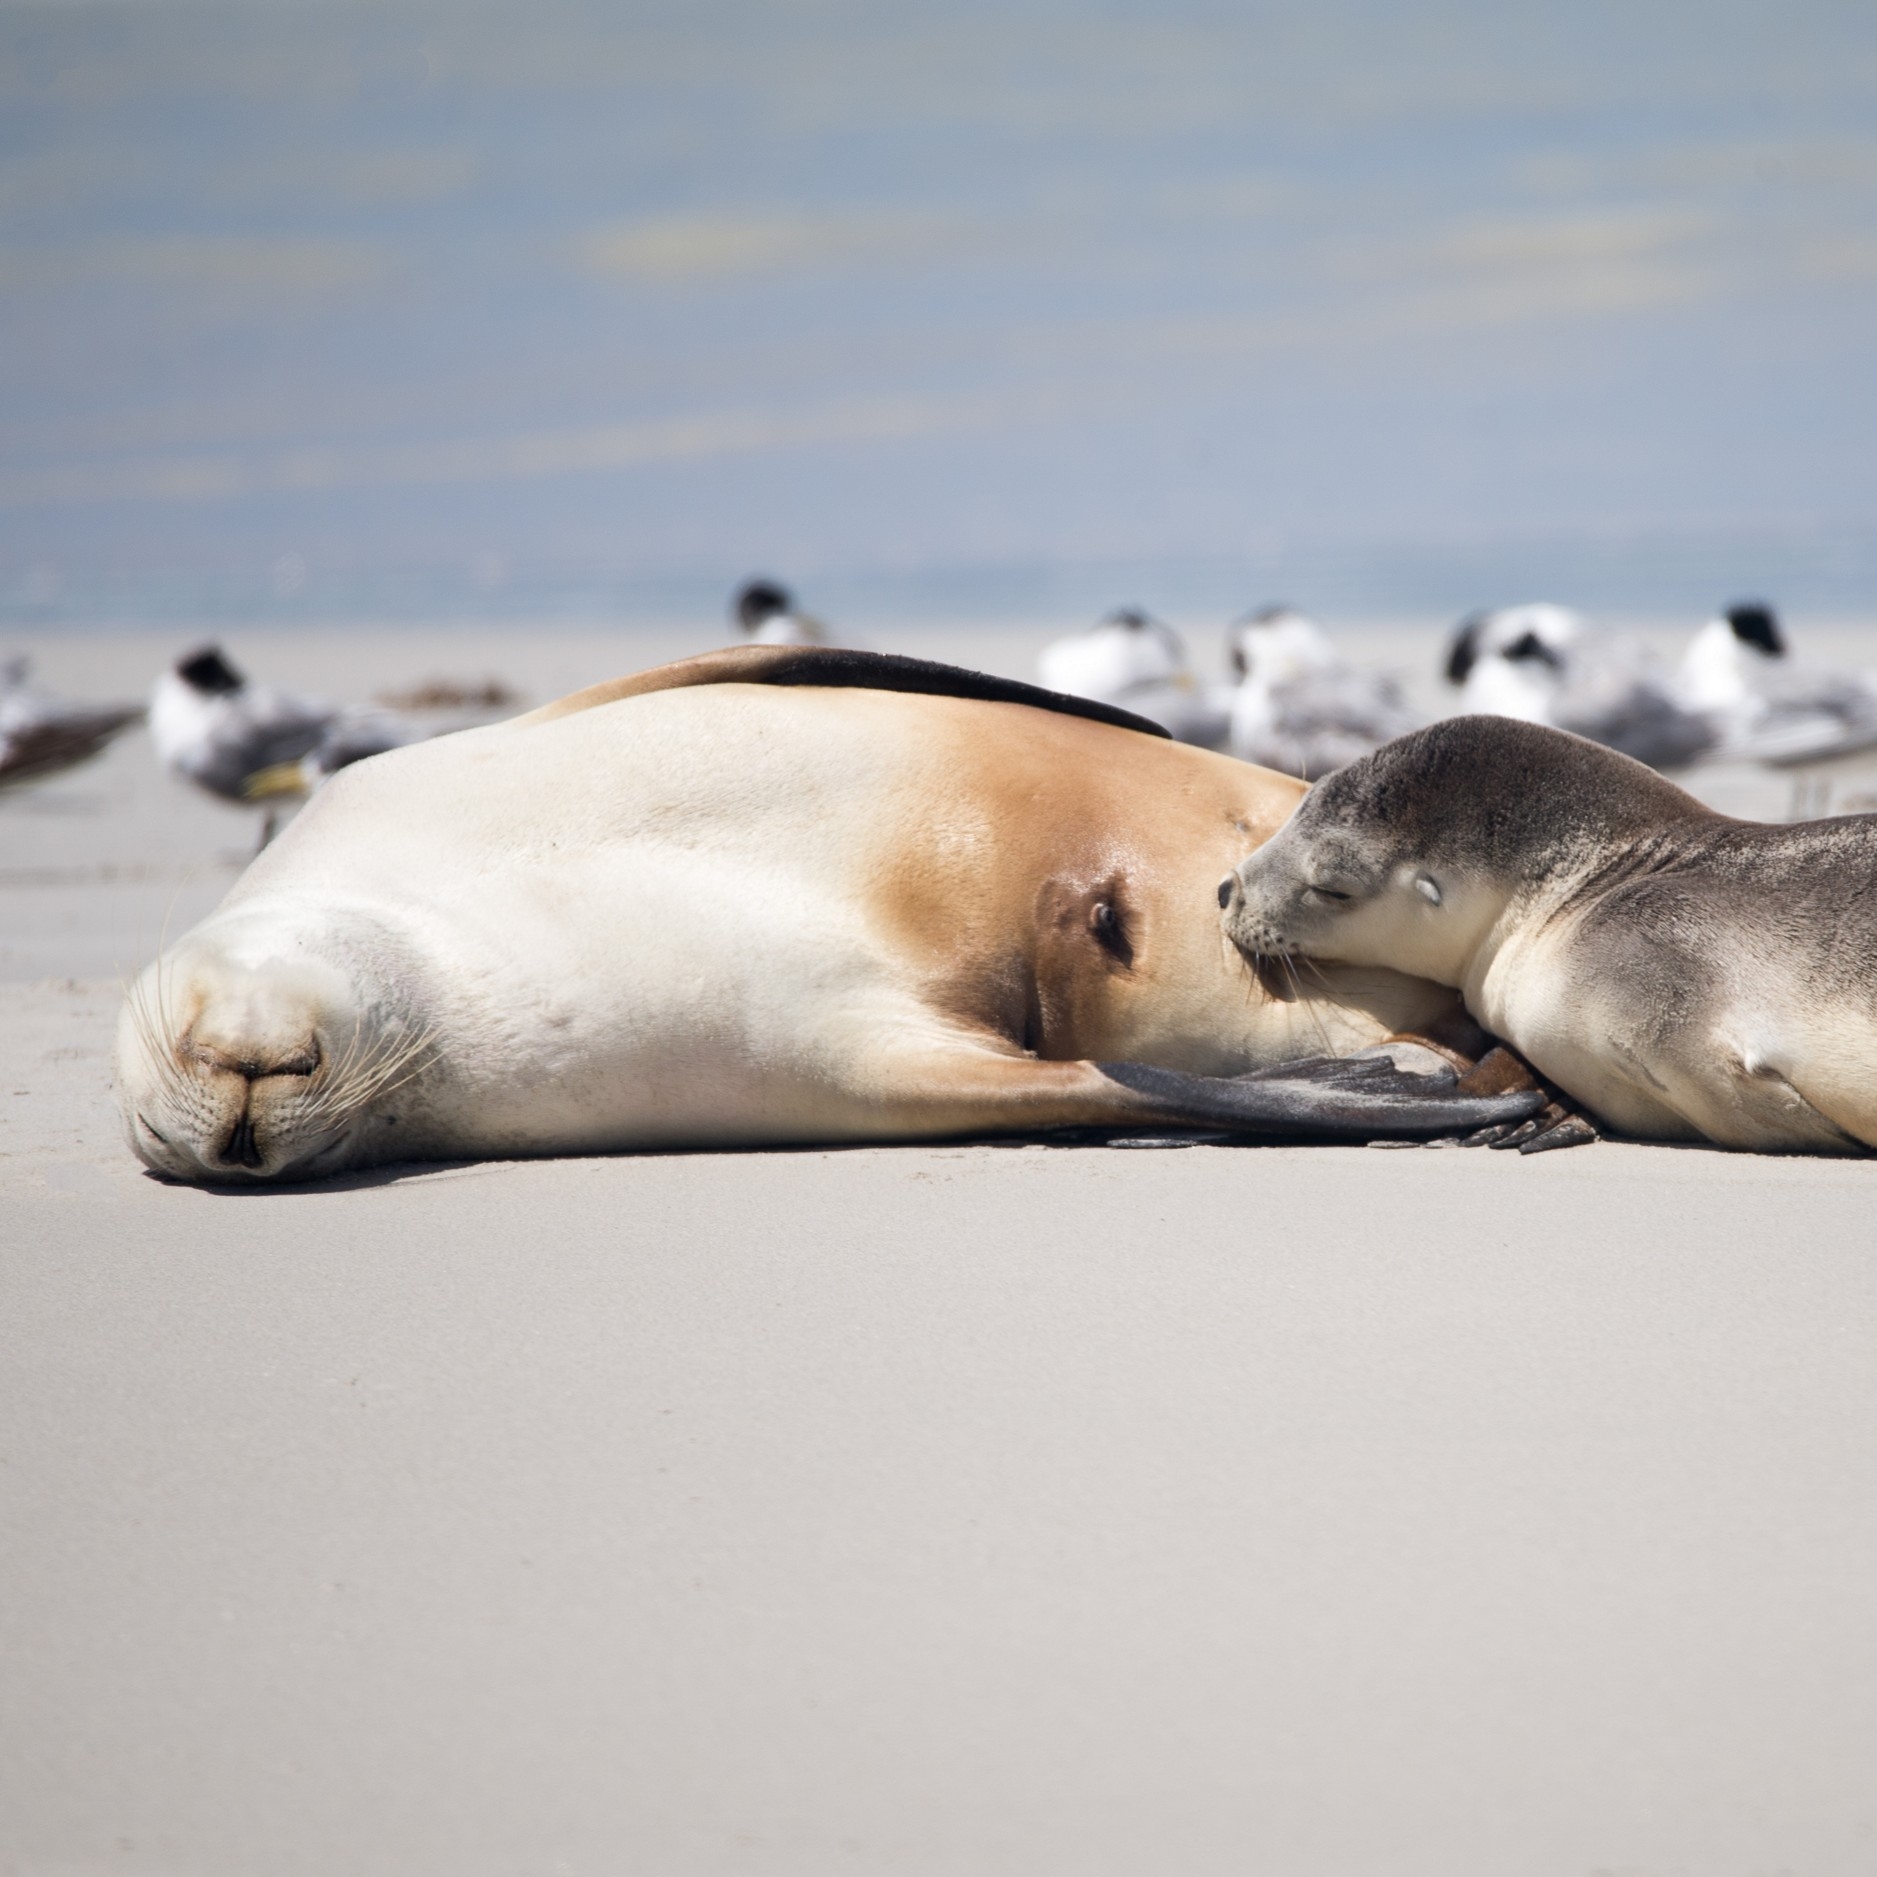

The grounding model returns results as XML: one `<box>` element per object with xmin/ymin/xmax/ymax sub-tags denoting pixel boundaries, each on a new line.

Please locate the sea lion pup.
<box><xmin>117</xmin><ymin>649</ymin><xmax>1550</xmax><ymax>1183</ymax></box>
<box><xmin>1221</xmin><ymin>712</ymin><xmax>1877</xmax><ymax>1152</ymax></box>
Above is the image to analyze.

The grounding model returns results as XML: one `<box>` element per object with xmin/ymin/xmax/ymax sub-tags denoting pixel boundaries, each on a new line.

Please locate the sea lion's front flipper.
<box><xmin>1440</xmin><ymin>1044</ymin><xmax>1601</xmax><ymax>1152</ymax></box>
<box><xmin>1095</xmin><ymin>1054</ymin><xmax>1545</xmax><ymax>1142</ymax></box>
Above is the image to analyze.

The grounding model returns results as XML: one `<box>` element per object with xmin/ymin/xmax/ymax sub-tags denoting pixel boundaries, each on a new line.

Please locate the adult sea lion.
<box><xmin>1222</xmin><ymin>711</ymin><xmax>1877</xmax><ymax>1151</ymax></box>
<box><xmin>117</xmin><ymin>649</ymin><xmax>1551</xmax><ymax>1183</ymax></box>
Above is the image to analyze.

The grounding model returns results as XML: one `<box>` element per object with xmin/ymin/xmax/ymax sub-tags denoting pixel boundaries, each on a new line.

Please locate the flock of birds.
<box><xmin>1034</xmin><ymin>597</ymin><xmax>1877</xmax><ymax>784</ymax></box>
<box><xmin>5</xmin><ymin>581</ymin><xmax>1877</xmax><ymax>839</ymax></box>
<box><xmin>711</xmin><ymin>579</ymin><xmax>1877</xmax><ymax>787</ymax></box>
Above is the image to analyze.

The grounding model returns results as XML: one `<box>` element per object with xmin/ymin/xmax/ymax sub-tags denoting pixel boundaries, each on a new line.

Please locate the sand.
<box><xmin>5</xmin><ymin>621</ymin><xmax>1877</xmax><ymax>1874</ymax></box>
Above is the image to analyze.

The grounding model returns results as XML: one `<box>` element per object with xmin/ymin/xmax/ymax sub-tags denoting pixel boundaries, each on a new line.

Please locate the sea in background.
<box><xmin>3</xmin><ymin>0</ymin><xmax>1875</xmax><ymax>638</ymax></box>
<box><xmin>7</xmin><ymin>527</ymin><xmax>1877</xmax><ymax>637</ymax></box>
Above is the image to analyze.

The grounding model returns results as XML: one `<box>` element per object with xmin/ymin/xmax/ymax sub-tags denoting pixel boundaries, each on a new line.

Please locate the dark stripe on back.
<box><xmin>732</xmin><ymin>646</ymin><xmax>1171</xmax><ymax>739</ymax></box>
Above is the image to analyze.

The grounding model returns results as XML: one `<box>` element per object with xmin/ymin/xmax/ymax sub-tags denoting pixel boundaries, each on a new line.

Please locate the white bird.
<box><xmin>1674</xmin><ymin>601</ymin><xmax>1877</xmax><ymax>767</ymax></box>
<box><xmin>1444</xmin><ymin>603</ymin><xmax>1590</xmax><ymax>701</ymax></box>
<box><xmin>1444</xmin><ymin>603</ymin><xmax>1718</xmax><ymax>772</ymax></box>
<box><xmin>150</xmin><ymin>643</ymin><xmax>423</xmax><ymax>845</ymax></box>
<box><xmin>0</xmin><ymin>656</ymin><xmax>143</xmax><ymax>790</ymax></box>
<box><xmin>1225</xmin><ymin>606</ymin><xmax>1418</xmax><ymax>779</ymax></box>
<box><xmin>734</xmin><ymin>578</ymin><xmax>831</xmax><ymax>646</ymax></box>
<box><xmin>1036</xmin><ymin>607</ymin><xmax>1229</xmax><ymax>746</ymax></box>
<box><xmin>149</xmin><ymin>645</ymin><xmax>340</xmax><ymax>805</ymax></box>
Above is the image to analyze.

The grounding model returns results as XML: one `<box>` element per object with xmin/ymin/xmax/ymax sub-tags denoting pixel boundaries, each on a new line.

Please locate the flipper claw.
<box><xmin>1516</xmin><ymin>1114</ymin><xmax>1600</xmax><ymax>1153</ymax></box>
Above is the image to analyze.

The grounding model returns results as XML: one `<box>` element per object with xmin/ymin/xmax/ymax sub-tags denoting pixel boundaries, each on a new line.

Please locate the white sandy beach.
<box><xmin>5</xmin><ymin>621</ymin><xmax>1877</xmax><ymax>1873</ymax></box>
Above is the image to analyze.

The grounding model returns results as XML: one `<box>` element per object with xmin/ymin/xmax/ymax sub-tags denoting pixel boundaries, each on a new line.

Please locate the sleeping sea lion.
<box><xmin>1222</xmin><ymin>711</ymin><xmax>1877</xmax><ymax>1151</ymax></box>
<box><xmin>116</xmin><ymin>649</ymin><xmax>1551</xmax><ymax>1182</ymax></box>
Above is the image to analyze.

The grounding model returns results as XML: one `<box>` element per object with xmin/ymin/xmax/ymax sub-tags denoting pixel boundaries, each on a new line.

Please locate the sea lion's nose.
<box><xmin>183</xmin><ymin>1036</ymin><xmax>320</xmax><ymax>1081</ymax></box>
<box><xmin>1217</xmin><ymin>873</ymin><xmax>1238</xmax><ymax>911</ymax></box>
<box><xmin>219</xmin><ymin>1113</ymin><xmax>265</xmax><ymax>1169</ymax></box>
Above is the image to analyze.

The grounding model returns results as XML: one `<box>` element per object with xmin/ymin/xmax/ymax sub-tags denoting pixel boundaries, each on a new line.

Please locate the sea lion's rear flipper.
<box><xmin>1095</xmin><ymin>1053</ymin><xmax>1546</xmax><ymax>1142</ymax></box>
<box><xmin>525</xmin><ymin>645</ymin><xmax>1171</xmax><ymax>738</ymax></box>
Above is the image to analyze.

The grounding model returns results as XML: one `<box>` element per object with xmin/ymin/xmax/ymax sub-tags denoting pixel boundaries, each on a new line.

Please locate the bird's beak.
<box><xmin>242</xmin><ymin>763</ymin><xmax>307</xmax><ymax>801</ymax></box>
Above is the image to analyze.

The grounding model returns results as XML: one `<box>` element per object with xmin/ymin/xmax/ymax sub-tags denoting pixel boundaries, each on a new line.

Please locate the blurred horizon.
<box><xmin>4</xmin><ymin>0</ymin><xmax>1876</xmax><ymax>627</ymax></box>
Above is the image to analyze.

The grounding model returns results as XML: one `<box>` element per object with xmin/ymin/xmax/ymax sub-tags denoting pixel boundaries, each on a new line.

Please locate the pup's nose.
<box><xmin>1217</xmin><ymin>873</ymin><xmax>1238</xmax><ymax>911</ymax></box>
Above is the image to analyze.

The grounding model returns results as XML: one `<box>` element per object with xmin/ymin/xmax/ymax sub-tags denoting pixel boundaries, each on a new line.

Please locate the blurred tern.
<box><xmin>1444</xmin><ymin>602</ymin><xmax>1717</xmax><ymax>771</ymax></box>
<box><xmin>0</xmin><ymin>656</ymin><xmax>143</xmax><ymax>790</ymax></box>
<box><xmin>1225</xmin><ymin>606</ymin><xmax>1418</xmax><ymax>779</ymax></box>
<box><xmin>150</xmin><ymin>644</ymin><xmax>338</xmax><ymax>805</ymax></box>
<box><xmin>1037</xmin><ymin>607</ymin><xmax>1229</xmax><ymax>746</ymax></box>
<box><xmin>734</xmin><ymin>578</ymin><xmax>832</xmax><ymax>646</ymax></box>
<box><xmin>1674</xmin><ymin>601</ymin><xmax>1877</xmax><ymax>766</ymax></box>
<box><xmin>151</xmin><ymin>643</ymin><xmax>422</xmax><ymax>840</ymax></box>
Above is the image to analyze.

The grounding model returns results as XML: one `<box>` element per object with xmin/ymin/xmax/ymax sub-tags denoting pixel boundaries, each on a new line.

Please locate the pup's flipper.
<box><xmin>1445</xmin><ymin>1047</ymin><xmax>1602</xmax><ymax>1153</ymax></box>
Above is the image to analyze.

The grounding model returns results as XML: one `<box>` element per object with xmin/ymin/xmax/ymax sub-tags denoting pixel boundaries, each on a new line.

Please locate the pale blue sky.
<box><xmin>3</xmin><ymin>0</ymin><xmax>1875</xmax><ymax>621</ymax></box>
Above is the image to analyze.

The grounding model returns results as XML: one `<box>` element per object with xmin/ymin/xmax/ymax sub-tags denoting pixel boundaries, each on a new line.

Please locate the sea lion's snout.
<box><xmin>116</xmin><ymin>932</ymin><xmax>400</xmax><ymax>1184</ymax></box>
<box><xmin>178</xmin><ymin>1019</ymin><xmax>323</xmax><ymax>1173</ymax></box>
<box><xmin>1222</xmin><ymin>829</ymin><xmax>1351</xmax><ymax>964</ymax></box>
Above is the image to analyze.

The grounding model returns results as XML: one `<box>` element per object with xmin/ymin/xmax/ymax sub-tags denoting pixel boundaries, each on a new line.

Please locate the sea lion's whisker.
<box><xmin>322</xmin><ymin>1050</ymin><xmax>434</xmax><ymax>1127</ymax></box>
<box><xmin>310</xmin><ymin>1014</ymin><xmax>399</xmax><ymax>1120</ymax></box>
<box><xmin>303</xmin><ymin>1022</ymin><xmax>435</xmax><ymax>1124</ymax></box>
<box><xmin>1296</xmin><ymin>952</ymin><xmax>1339</xmax><ymax>993</ymax></box>
<box><xmin>130</xmin><ymin>966</ymin><xmax>189</xmax><ymax>1109</ymax></box>
<box><xmin>338</xmin><ymin>1037</ymin><xmax>429</xmax><ymax>1109</ymax></box>
<box><xmin>314</xmin><ymin>1015</ymin><xmax>369</xmax><ymax>1108</ymax></box>
<box><xmin>1284</xmin><ymin>952</ymin><xmax>1335</xmax><ymax>1053</ymax></box>
<box><xmin>350</xmin><ymin>1047</ymin><xmax>437</xmax><ymax>1110</ymax></box>
<box><xmin>139</xmin><ymin>882</ymin><xmax>194</xmax><ymax>1101</ymax></box>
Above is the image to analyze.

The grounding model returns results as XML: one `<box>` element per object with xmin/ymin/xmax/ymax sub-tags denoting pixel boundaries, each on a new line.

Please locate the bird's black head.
<box><xmin>1228</xmin><ymin>603</ymin><xmax>1303</xmax><ymax>676</ymax></box>
<box><xmin>734</xmin><ymin>579</ymin><xmax>793</xmax><ymax>631</ymax></box>
<box><xmin>1102</xmin><ymin>606</ymin><xmax>1186</xmax><ymax>663</ymax></box>
<box><xmin>1725</xmin><ymin>602</ymin><xmax>1784</xmax><ymax>658</ymax></box>
<box><xmin>1504</xmin><ymin>629</ymin><xmax>1565</xmax><ymax>671</ymax></box>
<box><xmin>175</xmin><ymin>645</ymin><xmax>245</xmax><ymax>696</ymax></box>
<box><xmin>1445</xmin><ymin>612</ymin><xmax>1487</xmax><ymax>686</ymax></box>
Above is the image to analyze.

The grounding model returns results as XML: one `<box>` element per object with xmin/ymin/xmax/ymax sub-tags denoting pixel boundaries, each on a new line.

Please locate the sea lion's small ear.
<box><xmin>1415</xmin><ymin>873</ymin><xmax>1442</xmax><ymax>905</ymax></box>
